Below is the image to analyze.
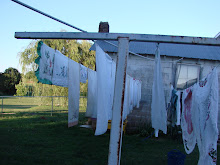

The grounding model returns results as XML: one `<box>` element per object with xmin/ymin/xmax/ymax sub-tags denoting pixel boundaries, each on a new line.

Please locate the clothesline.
<box><xmin>103</xmin><ymin>40</ymin><xmax>184</xmax><ymax>63</ymax></box>
<box><xmin>87</xmin><ymin>44</ymin><xmax>142</xmax><ymax>135</ymax></box>
<box><xmin>167</xmin><ymin>68</ymin><xmax>219</xmax><ymax>164</ymax></box>
<box><xmin>35</xmin><ymin>41</ymin><xmax>142</xmax><ymax>135</ymax></box>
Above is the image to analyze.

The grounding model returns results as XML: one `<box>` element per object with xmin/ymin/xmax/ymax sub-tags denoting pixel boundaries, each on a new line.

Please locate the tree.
<box><xmin>24</xmin><ymin>71</ymin><xmax>35</xmax><ymax>80</ymax></box>
<box><xmin>0</xmin><ymin>72</ymin><xmax>7</xmax><ymax>95</ymax></box>
<box><xmin>0</xmin><ymin>67</ymin><xmax>21</xmax><ymax>95</ymax></box>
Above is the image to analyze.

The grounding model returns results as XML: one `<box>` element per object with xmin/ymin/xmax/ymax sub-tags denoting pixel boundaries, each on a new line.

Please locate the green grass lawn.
<box><xmin>0</xmin><ymin>97</ymin><xmax>219</xmax><ymax>164</ymax></box>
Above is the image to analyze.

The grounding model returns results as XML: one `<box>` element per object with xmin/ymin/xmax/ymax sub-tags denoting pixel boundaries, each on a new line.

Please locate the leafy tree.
<box><xmin>24</xmin><ymin>71</ymin><xmax>35</xmax><ymax>80</ymax></box>
<box><xmin>15</xmin><ymin>81</ymin><xmax>29</xmax><ymax>96</ymax></box>
<box><xmin>0</xmin><ymin>72</ymin><xmax>7</xmax><ymax>95</ymax></box>
<box><xmin>4</xmin><ymin>67</ymin><xmax>21</xmax><ymax>84</ymax></box>
<box><xmin>0</xmin><ymin>67</ymin><xmax>21</xmax><ymax>95</ymax></box>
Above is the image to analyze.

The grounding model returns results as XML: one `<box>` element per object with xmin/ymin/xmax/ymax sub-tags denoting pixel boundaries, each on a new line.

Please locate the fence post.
<box><xmin>1</xmin><ymin>97</ymin><xmax>3</xmax><ymax>114</ymax></box>
<box><xmin>51</xmin><ymin>96</ymin><xmax>53</xmax><ymax>116</ymax></box>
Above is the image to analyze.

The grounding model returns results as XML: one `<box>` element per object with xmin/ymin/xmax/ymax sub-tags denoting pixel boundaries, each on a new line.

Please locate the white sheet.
<box><xmin>151</xmin><ymin>46</ymin><xmax>167</xmax><ymax>136</ymax></box>
<box><xmin>52</xmin><ymin>50</ymin><xmax>68</xmax><ymax>87</ymax></box>
<box><xmin>85</xmin><ymin>69</ymin><xmax>97</xmax><ymax>118</ymax></box>
<box><xmin>192</xmin><ymin>68</ymin><xmax>218</xmax><ymax>165</ymax></box>
<box><xmin>80</xmin><ymin>64</ymin><xmax>88</xmax><ymax>83</ymax></box>
<box><xmin>68</xmin><ymin>59</ymin><xmax>80</xmax><ymax>127</ymax></box>
<box><xmin>95</xmin><ymin>44</ymin><xmax>115</xmax><ymax>135</ymax></box>
<box><xmin>94</xmin><ymin>44</ymin><xmax>142</xmax><ymax>135</ymax></box>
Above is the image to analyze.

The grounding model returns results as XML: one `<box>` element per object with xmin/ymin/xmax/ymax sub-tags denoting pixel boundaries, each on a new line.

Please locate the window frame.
<box><xmin>175</xmin><ymin>63</ymin><xmax>201</xmax><ymax>90</ymax></box>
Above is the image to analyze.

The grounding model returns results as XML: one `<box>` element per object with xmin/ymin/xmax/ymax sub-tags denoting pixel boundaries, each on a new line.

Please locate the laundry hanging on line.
<box><xmin>192</xmin><ymin>68</ymin><xmax>218</xmax><ymax>165</ymax></box>
<box><xmin>35</xmin><ymin>41</ymin><xmax>142</xmax><ymax>135</ymax></box>
<box><xmin>80</xmin><ymin>64</ymin><xmax>88</xmax><ymax>83</ymax></box>
<box><xmin>151</xmin><ymin>45</ymin><xmax>167</xmax><ymax>137</ymax></box>
<box><xmin>35</xmin><ymin>41</ymin><xmax>89</xmax><ymax>87</ymax></box>
<box><xmin>94</xmin><ymin>43</ymin><xmax>115</xmax><ymax>135</ymax></box>
<box><xmin>85</xmin><ymin>69</ymin><xmax>97</xmax><ymax>119</ymax></box>
<box><xmin>181</xmin><ymin>86</ymin><xmax>196</xmax><ymax>154</ymax></box>
<box><xmin>180</xmin><ymin>68</ymin><xmax>219</xmax><ymax>165</ymax></box>
<box><xmin>35</xmin><ymin>41</ymin><xmax>90</xmax><ymax>127</ymax></box>
<box><xmin>68</xmin><ymin>59</ymin><xmax>80</xmax><ymax>127</ymax></box>
<box><xmin>167</xmin><ymin>85</ymin><xmax>181</xmax><ymax>127</ymax></box>
<box><xmin>86</xmin><ymin>44</ymin><xmax>142</xmax><ymax>136</ymax></box>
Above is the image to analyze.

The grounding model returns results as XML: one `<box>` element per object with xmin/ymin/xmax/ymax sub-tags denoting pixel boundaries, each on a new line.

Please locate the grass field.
<box><xmin>0</xmin><ymin>97</ymin><xmax>219</xmax><ymax>164</ymax></box>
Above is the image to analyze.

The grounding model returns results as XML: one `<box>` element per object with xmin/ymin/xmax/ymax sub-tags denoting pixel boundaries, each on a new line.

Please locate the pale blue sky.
<box><xmin>1</xmin><ymin>0</ymin><xmax>220</xmax><ymax>73</ymax></box>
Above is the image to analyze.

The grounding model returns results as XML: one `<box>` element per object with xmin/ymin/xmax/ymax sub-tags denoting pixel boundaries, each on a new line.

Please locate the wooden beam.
<box><xmin>15</xmin><ymin>32</ymin><xmax>220</xmax><ymax>46</ymax></box>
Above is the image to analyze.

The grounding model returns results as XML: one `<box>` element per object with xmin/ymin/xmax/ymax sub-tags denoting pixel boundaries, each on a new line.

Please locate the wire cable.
<box><xmin>11</xmin><ymin>0</ymin><xmax>87</xmax><ymax>33</ymax></box>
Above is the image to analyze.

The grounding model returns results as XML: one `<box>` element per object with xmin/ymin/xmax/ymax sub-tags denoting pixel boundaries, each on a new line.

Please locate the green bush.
<box><xmin>15</xmin><ymin>82</ymin><xmax>29</xmax><ymax>96</ymax></box>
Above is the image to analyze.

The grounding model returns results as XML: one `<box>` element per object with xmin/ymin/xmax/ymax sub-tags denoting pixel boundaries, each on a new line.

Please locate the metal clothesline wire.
<box><xmin>104</xmin><ymin>40</ymin><xmax>184</xmax><ymax>63</ymax></box>
<box><xmin>12</xmin><ymin>0</ymin><xmax>184</xmax><ymax>64</ymax></box>
<box><xmin>11</xmin><ymin>0</ymin><xmax>87</xmax><ymax>33</ymax></box>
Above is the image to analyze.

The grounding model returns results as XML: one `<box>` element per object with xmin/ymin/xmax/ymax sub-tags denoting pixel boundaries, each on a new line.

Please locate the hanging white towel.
<box><xmin>181</xmin><ymin>86</ymin><xmax>196</xmax><ymax>154</ymax></box>
<box><xmin>94</xmin><ymin>44</ymin><xmax>141</xmax><ymax>135</ymax></box>
<box><xmin>80</xmin><ymin>64</ymin><xmax>88</xmax><ymax>83</ymax></box>
<box><xmin>95</xmin><ymin>44</ymin><xmax>115</xmax><ymax>135</ymax></box>
<box><xmin>151</xmin><ymin>45</ymin><xmax>167</xmax><ymax>137</ymax></box>
<box><xmin>133</xmin><ymin>79</ymin><xmax>138</xmax><ymax>108</ymax></box>
<box><xmin>68</xmin><ymin>59</ymin><xmax>80</xmax><ymax>127</ymax></box>
<box><xmin>85</xmin><ymin>69</ymin><xmax>97</xmax><ymax>118</ymax></box>
<box><xmin>52</xmin><ymin>50</ymin><xmax>68</xmax><ymax>87</ymax></box>
<box><xmin>136</xmin><ymin>80</ymin><xmax>142</xmax><ymax>108</ymax></box>
<box><xmin>122</xmin><ymin>75</ymin><xmax>130</xmax><ymax>121</ymax></box>
<box><xmin>176</xmin><ymin>91</ymin><xmax>181</xmax><ymax>126</ymax></box>
<box><xmin>192</xmin><ymin>68</ymin><xmax>218</xmax><ymax>165</ymax></box>
<box><xmin>129</xmin><ymin>76</ymin><xmax>134</xmax><ymax>111</ymax></box>
<box><xmin>107</xmin><ymin>61</ymin><xmax>116</xmax><ymax>120</ymax></box>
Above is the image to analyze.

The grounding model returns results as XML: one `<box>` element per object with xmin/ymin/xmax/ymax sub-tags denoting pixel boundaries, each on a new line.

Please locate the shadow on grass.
<box><xmin>0</xmin><ymin>112</ymin><xmax>109</xmax><ymax>165</ymax></box>
<box><xmin>2</xmin><ymin>105</ymin><xmax>38</xmax><ymax>109</ymax></box>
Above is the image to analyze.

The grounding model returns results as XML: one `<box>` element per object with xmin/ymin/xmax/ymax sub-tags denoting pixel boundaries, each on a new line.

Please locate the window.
<box><xmin>175</xmin><ymin>64</ymin><xmax>200</xmax><ymax>90</ymax></box>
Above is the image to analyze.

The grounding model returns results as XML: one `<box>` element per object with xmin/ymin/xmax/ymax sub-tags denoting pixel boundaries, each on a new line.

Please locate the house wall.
<box><xmin>109</xmin><ymin>52</ymin><xmax>220</xmax><ymax>134</ymax></box>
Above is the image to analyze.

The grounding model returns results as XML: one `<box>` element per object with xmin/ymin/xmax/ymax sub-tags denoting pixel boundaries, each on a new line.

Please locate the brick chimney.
<box><xmin>215</xmin><ymin>32</ymin><xmax>220</xmax><ymax>38</ymax></box>
<box><xmin>99</xmin><ymin>22</ymin><xmax>109</xmax><ymax>33</ymax></box>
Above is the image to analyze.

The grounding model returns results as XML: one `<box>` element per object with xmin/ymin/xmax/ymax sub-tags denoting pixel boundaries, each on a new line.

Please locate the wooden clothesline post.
<box><xmin>15</xmin><ymin>31</ymin><xmax>220</xmax><ymax>165</ymax></box>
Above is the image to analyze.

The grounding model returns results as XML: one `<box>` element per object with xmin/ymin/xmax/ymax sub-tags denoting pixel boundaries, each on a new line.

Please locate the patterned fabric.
<box><xmin>181</xmin><ymin>68</ymin><xmax>219</xmax><ymax>165</ymax></box>
<box><xmin>181</xmin><ymin>86</ymin><xmax>196</xmax><ymax>154</ymax></box>
<box><xmin>192</xmin><ymin>68</ymin><xmax>218</xmax><ymax>165</ymax></box>
<box><xmin>36</xmin><ymin>41</ymin><xmax>89</xmax><ymax>87</ymax></box>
